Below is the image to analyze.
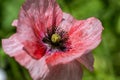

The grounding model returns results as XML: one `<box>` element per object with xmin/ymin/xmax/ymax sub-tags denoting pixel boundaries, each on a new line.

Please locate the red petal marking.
<box><xmin>23</xmin><ymin>41</ymin><xmax>47</xmax><ymax>59</ymax></box>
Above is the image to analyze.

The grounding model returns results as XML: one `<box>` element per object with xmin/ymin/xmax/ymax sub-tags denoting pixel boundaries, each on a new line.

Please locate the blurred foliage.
<box><xmin>0</xmin><ymin>0</ymin><xmax>120</xmax><ymax>80</ymax></box>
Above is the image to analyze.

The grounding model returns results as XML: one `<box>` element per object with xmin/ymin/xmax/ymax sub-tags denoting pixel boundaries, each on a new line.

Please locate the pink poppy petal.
<box><xmin>69</xmin><ymin>17</ymin><xmax>103</xmax><ymax>50</ymax></box>
<box><xmin>76</xmin><ymin>52</ymin><xmax>94</xmax><ymax>71</ymax></box>
<box><xmin>2</xmin><ymin>38</ymin><xmax>49</xmax><ymax>80</ymax></box>
<box><xmin>2</xmin><ymin>38</ymin><xmax>24</xmax><ymax>57</ymax></box>
<box><xmin>15</xmin><ymin>52</ymin><xmax>49</xmax><ymax>80</ymax></box>
<box><xmin>17</xmin><ymin>6</ymin><xmax>44</xmax><ymax>40</ymax></box>
<box><xmin>44</xmin><ymin>60</ymin><xmax>83</xmax><ymax>80</ymax></box>
<box><xmin>58</xmin><ymin>12</ymin><xmax>76</xmax><ymax>32</ymax></box>
<box><xmin>19</xmin><ymin>0</ymin><xmax>63</xmax><ymax>36</ymax></box>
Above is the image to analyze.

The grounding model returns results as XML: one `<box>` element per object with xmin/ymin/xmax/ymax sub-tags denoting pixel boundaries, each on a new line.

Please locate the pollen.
<box><xmin>51</xmin><ymin>33</ymin><xmax>61</xmax><ymax>43</ymax></box>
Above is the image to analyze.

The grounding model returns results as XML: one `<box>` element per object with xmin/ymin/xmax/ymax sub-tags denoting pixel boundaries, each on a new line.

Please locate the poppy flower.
<box><xmin>2</xmin><ymin>0</ymin><xmax>103</xmax><ymax>80</ymax></box>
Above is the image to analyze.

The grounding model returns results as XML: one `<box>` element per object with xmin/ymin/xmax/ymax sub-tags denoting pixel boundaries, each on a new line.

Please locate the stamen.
<box><xmin>51</xmin><ymin>33</ymin><xmax>61</xmax><ymax>43</ymax></box>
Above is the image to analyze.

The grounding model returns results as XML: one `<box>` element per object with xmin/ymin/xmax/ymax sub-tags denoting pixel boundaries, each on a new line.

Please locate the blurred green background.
<box><xmin>0</xmin><ymin>0</ymin><xmax>120</xmax><ymax>80</ymax></box>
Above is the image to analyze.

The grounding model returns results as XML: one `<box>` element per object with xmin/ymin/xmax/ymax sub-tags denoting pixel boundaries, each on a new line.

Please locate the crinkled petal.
<box><xmin>23</xmin><ymin>0</ymin><xmax>62</xmax><ymax>26</ymax></box>
<box><xmin>58</xmin><ymin>12</ymin><xmax>76</xmax><ymax>32</ymax></box>
<box><xmin>44</xmin><ymin>60</ymin><xmax>83</xmax><ymax>80</ymax></box>
<box><xmin>46</xmin><ymin>17</ymin><xmax>103</xmax><ymax>66</ymax></box>
<box><xmin>2</xmin><ymin>38</ymin><xmax>49</xmax><ymax>80</ymax></box>
<box><xmin>2</xmin><ymin>37</ymin><xmax>23</xmax><ymax>57</ymax></box>
<box><xmin>76</xmin><ymin>52</ymin><xmax>94</xmax><ymax>71</ymax></box>
<box><xmin>69</xmin><ymin>17</ymin><xmax>103</xmax><ymax>50</ymax></box>
<box><xmin>18</xmin><ymin>0</ymin><xmax>63</xmax><ymax>38</ymax></box>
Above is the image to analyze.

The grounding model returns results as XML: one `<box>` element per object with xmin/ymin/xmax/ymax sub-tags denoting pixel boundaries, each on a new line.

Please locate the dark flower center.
<box><xmin>42</xmin><ymin>26</ymin><xmax>69</xmax><ymax>51</ymax></box>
